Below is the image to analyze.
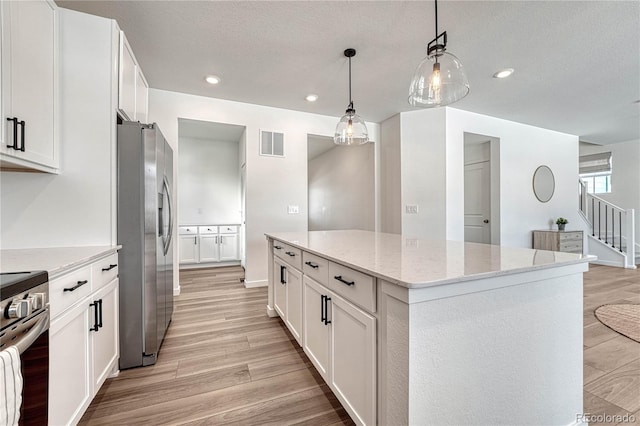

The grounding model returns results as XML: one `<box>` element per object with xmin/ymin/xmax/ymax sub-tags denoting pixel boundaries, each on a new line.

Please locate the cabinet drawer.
<box><xmin>219</xmin><ymin>225</ymin><xmax>238</xmax><ymax>234</ymax></box>
<box><xmin>559</xmin><ymin>232</ymin><xmax>582</xmax><ymax>242</ymax></box>
<box><xmin>198</xmin><ymin>226</ymin><xmax>218</xmax><ymax>235</ymax></box>
<box><xmin>91</xmin><ymin>253</ymin><xmax>118</xmax><ymax>291</ymax></box>
<box><xmin>179</xmin><ymin>226</ymin><xmax>197</xmax><ymax>235</ymax></box>
<box><xmin>303</xmin><ymin>251</ymin><xmax>329</xmax><ymax>286</ymax></box>
<box><xmin>273</xmin><ymin>240</ymin><xmax>302</xmax><ymax>270</ymax></box>
<box><xmin>327</xmin><ymin>262</ymin><xmax>376</xmax><ymax>313</ymax></box>
<box><xmin>50</xmin><ymin>266</ymin><xmax>92</xmax><ymax>318</ymax></box>
<box><xmin>560</xmin><ymin>241</ymin><xmax>582</xmax><ymax>252</ymax></box>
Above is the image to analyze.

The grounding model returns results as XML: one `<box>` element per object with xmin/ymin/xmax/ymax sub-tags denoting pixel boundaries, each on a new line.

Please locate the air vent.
<box><xmin>260</xmin><ymin>130</ymin><xmax>284</xmax><ymax>157</ymax></box>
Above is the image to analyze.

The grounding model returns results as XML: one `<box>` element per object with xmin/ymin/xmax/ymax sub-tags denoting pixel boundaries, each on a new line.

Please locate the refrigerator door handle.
<box><xmin>162</xmin><ymin>176</ymin><xmax>174</xmax><ymax>256</ymax></box>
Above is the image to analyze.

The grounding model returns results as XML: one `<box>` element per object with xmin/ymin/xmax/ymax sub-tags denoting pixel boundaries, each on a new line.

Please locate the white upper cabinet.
<box><xmin>118</xmin><ymin>31</ymin><xmax>148</xmax><ymax>123</ymax></box>
<box><xmin>1</xmin><ymin>0</ymin><xmax>59</xmax><ymax>173</ymax></box>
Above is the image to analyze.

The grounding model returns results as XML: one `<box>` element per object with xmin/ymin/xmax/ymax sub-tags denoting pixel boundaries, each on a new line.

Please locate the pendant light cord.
<box><xmin>434</xmin><ymin>0</ymin><xmax>438</xmax><ymax>39</ymax></box>
<box><xmin>348</xmin><ymin>56</ymin><xmax>353</xmax><ymax>110</ymax></box>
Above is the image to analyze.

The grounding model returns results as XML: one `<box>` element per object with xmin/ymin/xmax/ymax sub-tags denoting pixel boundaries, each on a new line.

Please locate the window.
<box><xmin>579</xmin><ymin>152</ymin><xmax>612</xmax><ymax>194</ymax></box>
<box><xmin>260</xmin><ymin>130</ymin><xmax>284</xmax><ymax>157</ymax></box>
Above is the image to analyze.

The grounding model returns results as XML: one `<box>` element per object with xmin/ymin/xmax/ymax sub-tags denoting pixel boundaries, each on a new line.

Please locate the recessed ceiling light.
<box><xmin>493</xmin><ymin>68</ymin><xmax>514</xmax><ymax>79</ymax></box>
<box><xmin>306</xmin><ymin>94</ymin><xmax>318</xmax><ymax>102</ymax></box>
<box><xmin>205</xmin><ymin>75</ymin><xmax>221</xmax><ymax>85</ymax></box>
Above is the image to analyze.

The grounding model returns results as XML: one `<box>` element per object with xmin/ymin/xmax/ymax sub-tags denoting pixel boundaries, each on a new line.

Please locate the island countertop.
<box><xmin>0</xmin><ymin>245</ymin><xmax>121</xmax><ymax>280</ymax></box>
<box><xmin>265</xmin><ymin>230</ymin><xmax>594</xmax><ymax>289</ymax></box>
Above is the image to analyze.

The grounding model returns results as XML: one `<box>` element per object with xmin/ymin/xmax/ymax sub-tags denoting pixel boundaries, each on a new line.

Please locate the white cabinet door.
<box><xmin>134</xmin><ymin>66</ymin><xmax>148</xmax><ymax>123</ymax></box>
<box><xmin>302</xmin><ymin>276</ymin><xmax>330</xmax><ymax>382</ymax></box>
<box><xmin>330</xmin><ymin>294</ymin><xmax>376</xmax><ymax>426</ymax></box>
<box><xmin>273</xmin><ymin>257</ymin><xmax>287</xmax><ymax>318</ymax></box>
<box><xmin>118</xmin><ymin>31</ymin><xmax>136</xmax><ymax>121</ymax></box>
<box><xmin>199</xmin><ymin>234</ymin><xmax>220</xmax><ymax>262</ymax></box>
<box><xmin>91</xmin><ymin>279</ymin><xmax>119</xmax><ymax>391</ymax></box>
<box><xmin>285</xmin><ymin>266</ymin><xmax>302</xmax><ymax>344</ymax></box>
<box><xmin>219</xmin><ymin>233</ymin><xmax>238</xmax><ymax>261</ymax></box>
<box><xmin>179</xmin><ymin>235</ymin><xmax>198</xmax><ymax>263</ymax></box>
<box><xmin>49</xmin><ymin>301</ymin><xmax>92</xmax><ymax>426</ymax></box>
<box><xmin>1</xmin><ymin>0</ymin><xmax>58</xmax><ymax>171</ymax></box>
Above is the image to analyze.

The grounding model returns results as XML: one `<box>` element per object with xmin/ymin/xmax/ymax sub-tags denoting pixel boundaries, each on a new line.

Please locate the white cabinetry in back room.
<box><xmin>118</xmin><ymin>31</ymin><xmax>148</xmax><ymax>123</ymax></box>
<box><xmin>179</xmin><ymin>225</ymin><xmax>240</xmax><ymax>266</ymax></box>
<box><xmin>0</xmin><ymin>0</ymin><xmax>59</xmax><ymax>173</ymax></box>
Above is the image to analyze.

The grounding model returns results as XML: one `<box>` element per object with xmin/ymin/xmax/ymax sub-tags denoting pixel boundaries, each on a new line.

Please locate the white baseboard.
<box><xmin>173</xmin><ymin>285</ymin><xmax>181</xmax><ymax>296</ymax></box>
<box><xmin>590</xmin><ymin>259</ymin><xmax>626</xmax><ymax>268</ymax></box>
<box><xmin>266</xmin><ymin>305</ymin><xmax>278</xmax><ymax>317</ymax></box>
<box><xmin>179</xmin><ymin>261</ymin><xmax>241</xmax><ymax>270</ymax></box>
<box><xmin>244</xmin><ymin>279</ymin><xmax>267</xmax><ymax>288</ymax></box>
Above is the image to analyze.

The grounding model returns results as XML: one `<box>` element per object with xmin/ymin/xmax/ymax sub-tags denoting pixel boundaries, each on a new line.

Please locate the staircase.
<box><xmin>579</xmin><ymin>179</ymin><xmax>637</xmax><ymax>269</ymax></box>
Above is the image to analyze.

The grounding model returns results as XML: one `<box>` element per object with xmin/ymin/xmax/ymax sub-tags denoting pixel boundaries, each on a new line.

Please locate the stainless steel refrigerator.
<box><xmin>117</xmin><ymin>121</ymin><xmax>174</xmax><ymax>369</ymax></box>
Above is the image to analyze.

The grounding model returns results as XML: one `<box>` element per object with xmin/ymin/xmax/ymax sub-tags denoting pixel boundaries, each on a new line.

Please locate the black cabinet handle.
<box><xmin>97</xmin><ymin>299</ymin><xmax>103</xmax><ymax>328</ymax></box>
<box><xmin>320</xmin><ymin>294</ymin><xmax>326</xmax><ymax>323</ymax></box>
<box><xmin>285</xmin><ymin>251</ymin><xmax>296</xmax><ymax>257</ymax></box>
<box><xmin>89</xmin><ymin>301</ymin><xmax>99</xmax><ymax>332</ymax></box>
<box><xmin>334</xmin><ymin>275</ymin><xmax>355</xmax><ymax>286</ymax></box>
<box><xmin>6</xmin><ymin>117</ymin><xmax>18</xmax><ymax>149</ymax></box>
<box><xmin>280</xmin><ymin>265</ymin><xmax>286</xmax><ymax>284</ymax></box>
<box><xmin>102</xmin><ymin>264</ymin><xmax>117</xmax><ymax>272</ymax></box>
<box><xmin>18</xmin><ymin>120</ymin><xmax>25</xmax><ymax>152</ymax></box>
<box><xmin>305</xmin><ymin>261</ymin><xmax>319</xmax><ymax>269</ymax></box>
<box><xmin>274</xmin><ymin>245</ymin><xmax>282</xmax><ymax>250</ymax></box>
<box><xmin>324</xmin><ymin>296</ymin><xmax>332</xmax><ymax>325</ymax></box>
<box><xmin>64</xmin><ymin>280</ymin><xmax>88</xmax><ymax>292</ymax></box>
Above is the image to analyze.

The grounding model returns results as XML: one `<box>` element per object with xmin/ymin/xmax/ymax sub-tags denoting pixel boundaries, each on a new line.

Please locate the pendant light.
<box><xmin>334</xmin><ymin>48</ymin><xmax>369</xmax><ymax>145</ymax></box>
<box><xmin>408</xmin><ymin>0</ymin><xmax>469</xmax><ymax>107</ymax></box>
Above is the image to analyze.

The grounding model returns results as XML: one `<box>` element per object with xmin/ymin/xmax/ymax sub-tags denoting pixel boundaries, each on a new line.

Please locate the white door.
<box><xmin>91</xmin><ymin>279</ymin><xmax>119</xmax><ymax>391</ymax></box>
<box><xmin>199</xmin><ymin>234</ymin><xmax>220</xmax><ymax>262</ymax></box>
<box><xmin>302</xmin><ymin>276</ymin><xmax>330</xmax><ymax>382</ymax></box>
<box><xmin>219</xmin><ymin>234</ymin><xmax>238</xmax><ymax>261</ymax></box>
<box><xmin>273</xmin><ymin>257</ymin><xmax>287</xmax><ymax>318</ymax></box>
<box><xmin>464</xmin><ymin>160</ymin><xmax>491</xmax><ymax>244</ymax></box>
<box><xmin>330</xmin><ymin>294</ymin><xmax>376</xmax><ymax>426</ymax></box>
<box><xmin>179</xmin><ymin>235</ymin><xmax>198</xmax><ymax>263</ymax></box>
<box><xmin>49</xmin><ymin>302</ymin><xmax>92</xmax><ymax>426</ymax></box>
<box><xmin>285</xmin><ymin>266</ymin><xmax>302</xmax><ymax>344</ymax></box>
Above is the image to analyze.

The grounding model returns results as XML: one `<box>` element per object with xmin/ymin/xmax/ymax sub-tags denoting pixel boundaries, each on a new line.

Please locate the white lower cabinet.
<box><xmin>199</xmin><ymin>234</ymin><xmax>219</xmax><ymax>262</ymax></box>
<box><xmin>179</xmin><ymin>225</ymin><xmax>240</xmax><ymax>265</ymax></box>
<box><xmin>49</xmin><ymin>299</ymin><xmax>92</xmax><ymax>426</ymax></box>
<box><xmin>284</xmin><ymin>265</ymin><xmax>302</xmax><ymax>343</ymax></box>
<box><xmin>49</xmin><ymin>252</ymin><xmax>120</xmax><ymax>426</ymax></box>
<box><xmin>273</xmin><ymin>257</ymin><xmax>287</xmax><ymax>319</ymax></box>
<box><xmin>219</xmin><ymin>234</ymin><xmax>239</xmax><ymax>261</ymax></box>
<box><xmin>179</xmin><ymin>234</ymin><xmax>198</xmax><ymax>263</ymax></box>
<box><xmin>302</xmin><ymin>275</ymin><xmax>376</xmax><ymax>426</ymax></box>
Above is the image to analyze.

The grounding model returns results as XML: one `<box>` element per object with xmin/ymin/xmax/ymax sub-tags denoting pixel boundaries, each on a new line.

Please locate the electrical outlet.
<box><xmin>287</xmin><ymin>205</ymin><xmax>299</xmax><ymax>214</ymax></box>
<box><xmin>405</xmin><ymin>205</ymin><xmax>419</xmax><ymax>214</ymax></box>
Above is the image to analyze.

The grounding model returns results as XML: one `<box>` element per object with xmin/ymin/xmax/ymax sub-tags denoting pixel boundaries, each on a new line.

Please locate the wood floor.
<box><xmin>79</xmin><ymin>266</ymin><xmax>353</xmax><ymax>425</ymax></box>
<box><xmin>79</xmin><ymin>264</ymin><xmax>639</xmax><ymax>425</ymax></box>
<box><xmin>583</xmin><ymin>265</ymin><xmax>640</xmax><ymax>426</ymax></box>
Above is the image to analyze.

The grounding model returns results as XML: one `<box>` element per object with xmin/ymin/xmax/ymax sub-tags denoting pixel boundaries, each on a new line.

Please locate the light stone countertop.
<box><xmin>0</xmin><ymin>246</ymin><xmax>121</xmax><ymax>280</ymax></box>
<box><xmin>265</xmin><ymin>230</ymin><xmax>595</xmax><ymax>289</ymax></box>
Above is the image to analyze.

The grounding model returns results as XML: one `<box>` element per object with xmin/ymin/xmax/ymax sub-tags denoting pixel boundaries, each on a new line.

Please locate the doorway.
<box><xmin>464</xmin><ymin>132</ymin><xmax>500</xmax><ymax>244</ymax></box>
<box><xmin>307</xmin><ymin>134</ymin><xmax>375</xmax><ymax>231</ymax></box>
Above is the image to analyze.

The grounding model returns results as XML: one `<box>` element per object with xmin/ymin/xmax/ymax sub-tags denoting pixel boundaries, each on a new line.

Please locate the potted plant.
<box><xmin>556</xmin><ymin>217</ymin><xmax>568</xmax><ymax>231</ymax></box>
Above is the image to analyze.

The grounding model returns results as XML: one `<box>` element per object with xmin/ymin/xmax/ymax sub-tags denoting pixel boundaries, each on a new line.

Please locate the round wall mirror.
<box><xmin>532</xmin><ymin>165</ymin><xmax>555</xmax><ymax>203</ymax></box>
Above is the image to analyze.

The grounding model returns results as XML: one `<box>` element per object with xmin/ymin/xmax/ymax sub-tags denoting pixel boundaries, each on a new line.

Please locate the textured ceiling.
<box><xmin>57</xmin><ymin>1</ymin><xmax>640</xmax><ymax>145</ymax></box>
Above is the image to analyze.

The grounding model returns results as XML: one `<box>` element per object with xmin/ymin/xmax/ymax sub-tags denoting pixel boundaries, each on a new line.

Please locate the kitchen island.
<box><xmin>266</xmin><ymin>230</ymin><xmax>593</xmax><ymax>426</ymax></box>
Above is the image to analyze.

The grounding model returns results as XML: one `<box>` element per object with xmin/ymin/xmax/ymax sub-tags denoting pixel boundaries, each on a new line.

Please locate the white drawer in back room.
<box><xmin>50</xmin><ymin>266</ymin><xmax>92</xmax><ymax>318</ymax></box>
<box><xmin>302</xmin><ymin>251</ymin><xmax>329</xmax><ymax>286</ymax></box>
<box><xmin>198</xmin><ymin>226</ymin><xmax>218</xmax><ymax>235</ymax></box>
<box><xmin>92</xmin><ymin>253</ymin><xmax>118</xmax><ymax>291</ymax></box>
<box><xmin>219</xmin><ymin>225</ymin><xmax>238</xmax><ymax>234</ymax></box>
<box><xmin>179</xmin><ymin>226</ymin><xmax>197</xmax><ymax>235</ymax></box>
<box><xmin>273</xmin><ymin>240</ymin><xmax>302</xmax><ymax>270</ymax></box>
<box><xmin>327</xmin><ymin>261</ymin><xmax>376</xmax><ymax>313</ymax></box>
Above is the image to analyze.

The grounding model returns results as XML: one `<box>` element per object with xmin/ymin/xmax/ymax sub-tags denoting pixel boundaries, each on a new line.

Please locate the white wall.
<box><xmin>148</xmin><ymin>89</ymin><xmax>380</xmax><ymax>287</ymax></box>
<box><xmin>446</xmin><ymin>108</ymin><xmax>579</xmax><ymax>248</ymax></box>
<box><xmin>0</xmin><ymin>10</ymin><xmax>117</xmax><ymax>249</ymax></box>
<box><xmin>380</xmin><ymin>114</ymin><xmax>401</xmax><ymax>234</ymax></box>
<box><xmin>178</xmin><ymin>137</ymin><xmax>240</xmax><ymax>225</ymax></box>
<box><xmin>308</xmin><ymin>144</ymin><xmax>375</xmax><ymax>231</ymax></box>
<box><xmin>580</xmin><ymin>139</ymin><xmax>640</xmax><ymax>246</ymax></box>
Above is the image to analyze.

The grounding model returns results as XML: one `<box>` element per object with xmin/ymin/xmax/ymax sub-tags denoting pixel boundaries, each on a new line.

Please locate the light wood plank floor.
<box><xmin>80</xmin><ymin>264</ymin><xmax>639</xmax><ymax>425</ymax></box>
<box><xmin>80</xmin><ymin>266</ymin><xmax>353</xmax><ymax>425</ymax></box>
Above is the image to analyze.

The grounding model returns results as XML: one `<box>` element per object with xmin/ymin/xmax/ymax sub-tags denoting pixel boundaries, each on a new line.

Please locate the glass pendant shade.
<box><xmin>408</xmin><ymin>50</ymin><xmax>469</xmax><ymax>107</ymax></box>
<box><xmin>334</xmin><ymin>110</ymin><xmax>368</xmax><ymax>145</ymax></box>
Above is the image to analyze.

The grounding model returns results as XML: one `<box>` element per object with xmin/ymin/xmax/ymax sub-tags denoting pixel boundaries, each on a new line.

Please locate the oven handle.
<box><xmin>15</xmin><ymin>310</ymin><xmax>49</xmax><ymax>355</ymax></box>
